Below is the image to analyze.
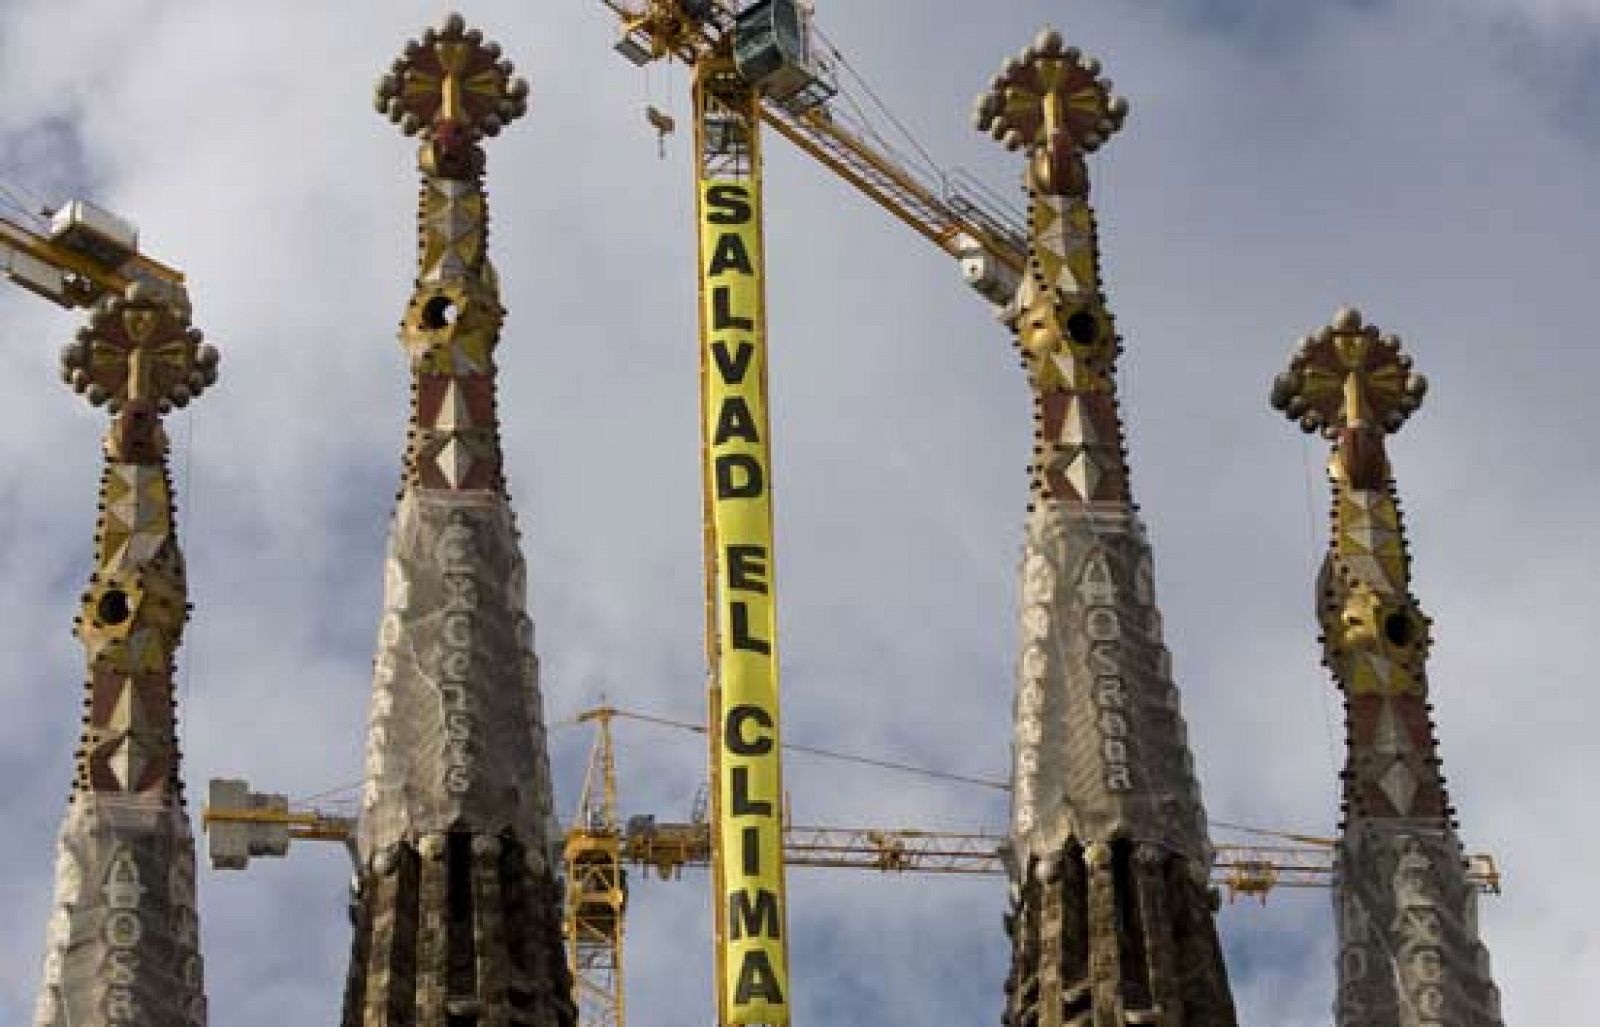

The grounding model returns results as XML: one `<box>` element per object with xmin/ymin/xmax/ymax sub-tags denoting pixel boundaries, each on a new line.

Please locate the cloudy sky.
<box><xmin>2</xmin><ymin>0</ymin><xmax>1598</xmax><ymax>1023</ymax></box>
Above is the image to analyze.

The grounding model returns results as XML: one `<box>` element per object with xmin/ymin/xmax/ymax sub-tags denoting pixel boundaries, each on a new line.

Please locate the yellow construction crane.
<box><xmin>602</xmin><ymin>0</ymin><xmax>1026</xmax><ymax>303</ymax></box>
<box><xmin>0</xmin><ymin>183</ymin><xmax>187</xmax><ymax>312</ymax></box>
<box><xmin>566</xmin><ymin>707</ymin><xmax>630</xmax><ymax>1027</ymax></box>
<box><xmin>198</xmin><ymin>706</ymin><xmax>1502</xmax><ymax>1027</ymax></box>
<box><xmin>556</xmin><ymin>706</ymin><xmax>1502</xmax><ymax>1027</ymax></box>
<box><xmin>595</xmin><ymin>5</ymin><xmax>1034</xmax><ymax>1021</ymax></box>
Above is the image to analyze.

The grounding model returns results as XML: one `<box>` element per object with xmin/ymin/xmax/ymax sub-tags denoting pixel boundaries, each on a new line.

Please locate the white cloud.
<box><xmin>1451</xmin><ymin>0</ymin><xmax>1600</xmax><ymax>22</ymax></box>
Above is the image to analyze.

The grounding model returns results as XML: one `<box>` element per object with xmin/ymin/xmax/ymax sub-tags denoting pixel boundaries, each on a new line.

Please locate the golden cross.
<box><xmin>60</xmin><ymin>285</ymin><xmax>216</xmax><ymax>419</ymax></box>
<box><xmin>1271</xmin><ymin>307</ymin><xmax>1427</xmax><ymax>439</ymax></box>
<box><xmin>377</xmin><ymin>14</ymin><xmax>529</xmax><ymax>143</ymax></box>
<box><xmin>974</xmin><ymin>28</ymin><xmax>1127</xmax><ymax>162</ymax></box>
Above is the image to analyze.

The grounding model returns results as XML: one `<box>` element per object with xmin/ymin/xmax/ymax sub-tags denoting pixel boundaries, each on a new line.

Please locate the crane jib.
<box><xmin>699</xmin><ymin>177</ymin><xmax>792</xmax><ymax>1024</ymax></box>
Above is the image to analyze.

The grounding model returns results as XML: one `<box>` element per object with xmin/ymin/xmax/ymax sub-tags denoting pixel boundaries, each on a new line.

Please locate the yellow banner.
<box><xmin>699</xmin><ymin>178</ymin><xmax>789</xmax><ymax>1024</ymax></box>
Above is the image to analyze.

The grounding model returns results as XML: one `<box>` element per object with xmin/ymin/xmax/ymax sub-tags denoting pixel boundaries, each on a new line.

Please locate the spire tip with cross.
<box><xmin>376</xmin><ymin>12</ymin><xmax>530</xmax><ymax>163</ymax></box>
<box><xmin>59</xmin><ymin>282</ymin><xmax>218</xmax><ymax>461</ymax></box>
<box><xmin>1271</xmin><ymin>306</ymin><xmax>1428</xmax><ymax>441</ymax></box>
<box><xmin>973</xmin><ymin>28</ymin><xmax>1128</xmax><ymax>195</ymax></box>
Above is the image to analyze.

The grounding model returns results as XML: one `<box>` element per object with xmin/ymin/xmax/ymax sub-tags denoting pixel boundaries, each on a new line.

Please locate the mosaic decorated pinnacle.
<box><xmin>375</xmin><ymin>11</ymin><xmax>530</xmax><ymax>162</ymax></box>
<box><xmin>58</xmin><ymin>283</ymin><xmax>218</xmax><ymax>421</ymax></box>
<box><xmin>1271</xmin><ymin>307</ymin><xmax>1429</xmax><ymax>440</ymax></box>
<box><xmin>973</xmin><ymin>27</ymin><xmax>1128</xmax><ymax>195</ymax></box>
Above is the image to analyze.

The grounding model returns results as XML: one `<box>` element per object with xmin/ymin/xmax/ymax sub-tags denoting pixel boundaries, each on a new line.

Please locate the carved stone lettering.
<box><xmin>1098</xmin><ymin>711</ymin><xmax>1128</xmax><ymax>738</ymax></box>
<box><xmin>104</xmin><ymin>988</ymin><xmax>136</xmax><ymax>1020</ymax></box>
<box><xmin>105</xmin><ymin>910</ymin><xmax>143</xmax><ymax>947</ymax></box>
<box><xmin>440</xmin><ymin>651</ymin><xmax>470</xmax><ymax>680</ymax></box>
<box><xmin>1415</xmin><ymin>984</ymin><xmax>1445</xmax><ymax>1018</ymax></box>
<box><xmin>442</xmin><ymin>612</ymin><xmax>473</xmax><ymax>648</ymax></box>
<box><xmin>1086</xmin><ymin>641</ymin><xmax>1119</xmax><ymax>676</ymax></box>
<box><xmin>106</xmin><ymin>949</ymin><xmax>138</xmax><ymax>985</ymax></box>
<box><xmin>442</xmin><ymin>573</ymin><xmax>478</xmax><ymax>608</ymax></box>
<box><xmin>1084</xmin><ymin>607</ymin><xmax>1120</xmax><ymax>642</ymax></box>
<box><xmin>1077</xmin><ymin>551</ymin><xmax>1117</xmax><ymax>604</ymax></box>
<box><xmin>1094</xmin><ymin>676</ymin><xmax>1126</xmax><ymax>707</ymax></box>
<box><xmin>1410</xmin><ymin>947</ymin><xmax>1444</xmax><ymax>984</ymax></box>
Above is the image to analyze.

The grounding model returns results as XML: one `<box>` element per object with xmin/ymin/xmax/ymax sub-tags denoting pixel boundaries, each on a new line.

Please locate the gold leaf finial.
<box><xmin>1271</xmin><ymin>307</ymin><xmax>1428</xmax><ymax>439</ymax></box>
<box><xmin>376</xmin><ymin>13</ymin><xmax>530</xmax><ymax>148</ymax></box>
<box><xmin>973</xmin><ymin>28</ymin><xmax>1128</xmax><ymax>194</ymax></box>
<box><xmin>60</xmin><ymin>283</ymin><xmax>217</xmax><ymax>419</ymax></box>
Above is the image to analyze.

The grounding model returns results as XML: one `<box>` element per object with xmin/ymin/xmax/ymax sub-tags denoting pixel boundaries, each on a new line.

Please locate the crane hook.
<box><xmin>645</xmin><ymin>104</ymin><xmax>676</xmax><ymax>159</ymax></box>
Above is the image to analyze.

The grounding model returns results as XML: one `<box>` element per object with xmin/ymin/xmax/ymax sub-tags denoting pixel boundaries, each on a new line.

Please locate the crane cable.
<box><xmin>562</xmin><ymin>705</ymin><xmax>1010</xmax><ymax>792</ymax></box>
<box><xmin>0</xmin><ymin>178</ymin><xmax>50</xmax><ymax>227</ymax></box>
<box><xmin>291</xmin><ymin>703</ymin><xmax>1008</xmax><ymax>808</ymax></box>
<box><xmin>1302</xmin><ymin>434</ymin><xmax>1343</xmax><ymax>798</ymax></box>
<box><xmin>295</xmin><ymin>706</ymin><xmax>1333</xmax><ymax>846</ymax></box>
<box><xmin>1209</xmin><ymin>819</ymin><xmax>1334</xmax><ymax>848</ymax></box>
<box><xmin>584</xmin><ymin>707</ymin><xmax>1338</xmax><ymax>844</ymax></box>
<box><xmin>810</xmin><ymin>24</ymin><xmax>943</xmax><ymax>188</ymax></box>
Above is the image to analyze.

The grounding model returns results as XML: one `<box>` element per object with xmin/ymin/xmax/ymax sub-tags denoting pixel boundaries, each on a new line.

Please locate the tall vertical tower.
<box><xmin>1270</xmin><ymin>308</ymin><xmax>1503</xmax><ymax>1026</ymax></box>
<box><xmin>33</xmin><ymin>285</ymin><xmax>218</xmax><ymax>1026</ymax></box>
<box><xmin>974</xmin><ymin>29</ymin><xmax>1238</xmax><ymax>1026</ymax></box>
<box><xmin>341</xmin><ymin>15</ymin><xmax>575</xmax><ymax>1026</ymax></box>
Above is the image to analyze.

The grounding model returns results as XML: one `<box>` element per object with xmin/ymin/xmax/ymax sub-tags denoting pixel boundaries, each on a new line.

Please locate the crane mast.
<box><xmin>692</xmin><ymin>46</ymin><xmax>791</xmax><ymax>1026</ymax></box>
<box><xmin>595</xmin><ymin>4</ymin><xmax>1037</xmax><ymax>1021</ymax></box>
<box><xmin>564</xmin><ymin>708</ymin><xmax>629</xmax><ymax>1027</ymax></box>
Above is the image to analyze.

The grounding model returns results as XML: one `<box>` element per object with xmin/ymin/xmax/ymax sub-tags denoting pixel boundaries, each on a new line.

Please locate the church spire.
<box><xmin>976</xmin><ymin>28</ymin><xmax>1238</xmax><ymax>1026</ymax></box>
<box><xmin>1272</xmin><ymin>308</ymin><xmax>1503</xmax><ymax>1026</ymax></box>
<box><xmin>34</xmin><ymin>284</ymin><xmax>218</xmax><ymax>1026</ymax></box>
<box><xmin>340</xmin><ymin>14</ymin><xmax>574</xmax><ymax>1025</ymax></box>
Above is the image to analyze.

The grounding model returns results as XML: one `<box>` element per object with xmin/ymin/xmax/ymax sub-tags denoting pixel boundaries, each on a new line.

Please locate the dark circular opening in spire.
<box><xmin>422</xmin><ymin>296</ymin><xmax>458</xmax><ymax>330</ymax></box>
<box><xmin>1066</xmin><ymin>311</ymin><xmax>1099</xmax><ymax>346</ymax></box>
<box><xmin>98</xmin><ymin>589</ymin><xmax>131</xmax><ymax>626</ymax></box>
<box><xmin>1384</xmin><ymin>611</ymin><xmax>1416</xmax><ymax>648</ymax></box>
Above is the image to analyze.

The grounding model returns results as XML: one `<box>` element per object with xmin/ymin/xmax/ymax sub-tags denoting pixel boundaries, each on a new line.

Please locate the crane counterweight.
<box><xmin>49</xmin><ymin>200</ymin><xmax>139</xmax><ymax>268</ymax></box>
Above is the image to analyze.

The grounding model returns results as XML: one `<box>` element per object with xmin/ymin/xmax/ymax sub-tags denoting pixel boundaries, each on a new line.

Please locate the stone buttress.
<box><xmin>340</xmin><ymin>16</ymin><xmax>574</xmax><ymax>1026</ymax></box>
<box><xmin>1271</xmin><ymin>309</ymin><xmax>1502</xmax><ymax>1026</ymax></box>
<box><xmin>33</xmin><ymin>288</ymin><xmax>219</xmax><ymax>1026</ymax></box>
<box><xmin>975</xmin><ymin>29</ymin><xmax>1238</xmax><ymax>1027</ymax></box>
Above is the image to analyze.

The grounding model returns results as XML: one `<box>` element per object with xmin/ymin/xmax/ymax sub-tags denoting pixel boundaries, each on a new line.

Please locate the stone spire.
<box><xmin>1271</xmin><ymin>308</ymin><xmax>1502</xmax><ymax>1026</ymax></box>
<box><xmin>33</xmin><ymin>285</ymin><xmax>219</xmax><ymax>1026</ymax></box>
<box><xmin>974</xmin><ymin>28</ymin><xmax>1239</xmax><ymax>1027</ymax></box>
<box><xmin>339</xmin><ymin>14</ymin><xmax>574</xmax><ymax>1026</ymax></box>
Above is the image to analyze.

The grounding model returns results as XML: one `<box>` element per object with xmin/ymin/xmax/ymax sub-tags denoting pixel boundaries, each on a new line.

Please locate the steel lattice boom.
<box><xmin>598</xmin><ymin>0</ymin><xmax>1027</xmax><ymax>306</ymax></box>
